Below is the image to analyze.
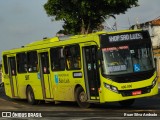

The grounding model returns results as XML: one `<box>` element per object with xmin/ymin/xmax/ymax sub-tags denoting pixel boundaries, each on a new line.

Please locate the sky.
<box><xmin>0</xmin><ymin>0</ymin><xmax>160</xmax><ymax>60</ymax></box>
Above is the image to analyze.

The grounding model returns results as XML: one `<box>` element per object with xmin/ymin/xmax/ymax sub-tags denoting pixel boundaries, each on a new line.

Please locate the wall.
<box><xmin>151</xmin><ymin>26</ymin><xmax>160</xmax><ymax>48</ymax></box>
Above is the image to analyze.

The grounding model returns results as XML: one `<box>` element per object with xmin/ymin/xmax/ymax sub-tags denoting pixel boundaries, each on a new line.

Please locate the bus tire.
<box><xmin>26</xmin><ymin>86</ymin><xmax>38</xmax><ymax>105</ymax></box>
<box><xmin>75</xmin><ymin>87</ymin><xmax>90</xmax><ymax>108</ymax></box>
<box><xmin>119</xmin><ymin>99</ymin><xmax>135</xmax><ymax>107</ymax></box>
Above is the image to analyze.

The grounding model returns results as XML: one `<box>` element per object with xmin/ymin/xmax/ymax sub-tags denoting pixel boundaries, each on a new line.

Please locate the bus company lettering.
<box><xmin>59</xmin><ymin>78</ymin><xmax>70</xmax><ymax>83</ymax></box>
<box><xmin>58</xmin><ymin>74</ymin><xmax>69</xmax><ymax>77</ymax></box>
<box><xmin>58</xmin><ymin>73</ymin><xmax>70</xmax><ymax>83</ymax></box>
<box><xmin>109</xmin><ymin>33</ymin><xmax>143</xmax><ymax>42</ymax></box>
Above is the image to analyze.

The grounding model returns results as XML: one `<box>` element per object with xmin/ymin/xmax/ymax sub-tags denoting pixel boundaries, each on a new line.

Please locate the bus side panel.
<box><xmin>3</xmin><ymin>75</ymin><xmax>13</xmax><ymax>98</ymax></box>
<box><xmin>50</xmin><ymin>42</ymin><xmax>99</xmax><ymax>102</ymax></box>
<box><xmin>2</xmin><ymin>55</ymin><xmax>13</xmax><ymax>98</ymax></box>
<box><xmin>51</xmin><ymin>71</ymin><xmax>76</xmax><ymax>101</ymax></box>
<box><xmin>26</xmin><ymin>73</ymin><xmax>43</xmax><ymax>100</ymax></box>
<box><xmin>16</xmin><ymin>74</ymin><xmax>31</xmax><ymax>99</ymax></box>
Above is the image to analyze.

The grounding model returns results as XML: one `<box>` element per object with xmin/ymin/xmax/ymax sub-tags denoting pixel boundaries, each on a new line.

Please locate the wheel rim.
<box><xmin>79</xmin><ymin>91</ymin><xmax>87</xmax><ymax>102</ymax></box>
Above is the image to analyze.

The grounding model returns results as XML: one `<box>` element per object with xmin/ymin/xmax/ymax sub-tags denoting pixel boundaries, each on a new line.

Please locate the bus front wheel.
<box><xmin>26</xmin><ymin>86</ymin><xmax>38</xmax><ymax>105</ymax></box>
<box><xmin>119</xmin><ymin>99</ymin><xmax>135</xmax><ymax>107</ymax></box>
<box><xmin>75</xmin><ymin>87</ymin><xmax>90</xmax><ymax>108</ymax></box>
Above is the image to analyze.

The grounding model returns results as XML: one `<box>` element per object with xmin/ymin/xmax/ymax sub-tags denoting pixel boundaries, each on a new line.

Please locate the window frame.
<box><xmin>65</xmin><ymin>44</ymin><xmax>81</xmax><ymax>70</ymax></box>
<box><xmin>3</xmin><ymin>55</ymin><xmax>8</xmax><ymax>74</ymax></box>
<box><xmin>16</xmin><ymin>52</ymin><xmax>27</xmax><ymax>74</ymax></box>
<box><xmin>50</xmin><ymin>47</ymin><xmax>65</xmax><ymax>71</ymax></box>
<box><xmin>27</xmin><ymin>51</ymin><xmax>38</xmax><ymax>73</ymax></box>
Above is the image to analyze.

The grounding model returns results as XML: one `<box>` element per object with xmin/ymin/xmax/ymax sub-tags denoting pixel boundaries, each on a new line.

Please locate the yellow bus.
<box><xmin>1</xmin><ymin>30</ymin><xmax>158</xmax><ymax>108</ymax></box>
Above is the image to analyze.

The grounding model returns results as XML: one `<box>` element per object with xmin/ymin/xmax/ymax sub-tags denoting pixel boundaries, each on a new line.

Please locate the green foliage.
<box><xmin>44</xmin><ymin>0</ymin><xmax>138</xmax><ymax>34</ymax></box>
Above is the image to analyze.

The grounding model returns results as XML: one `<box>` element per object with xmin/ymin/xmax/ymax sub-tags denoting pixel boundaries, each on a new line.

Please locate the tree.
<box><xmin>44</xmin><ymin>0</ymin><xmax>138</xmax><ymax>34</ymax></box>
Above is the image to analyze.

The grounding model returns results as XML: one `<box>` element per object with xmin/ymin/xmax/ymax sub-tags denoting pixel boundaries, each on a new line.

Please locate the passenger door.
<box><xmin>83</xmin><ymin>45</ymin><xmax>100</xmax><ymax>100</ymax></box>
<box><xmin>8</xmin><ymin>56</ymin><xmax>18</xmax><ymax>97</ymax></box>
<box><xmin>39</xmin><ymin>52</ymin><xmax>52</xmax><ymax>98</ymax></box>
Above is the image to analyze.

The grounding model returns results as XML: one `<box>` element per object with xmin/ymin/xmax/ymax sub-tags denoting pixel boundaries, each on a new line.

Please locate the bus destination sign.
<box><xmin>108</xmin><ymin>33</ymin><xmax>143</xmax><ymax>43</ymax></box>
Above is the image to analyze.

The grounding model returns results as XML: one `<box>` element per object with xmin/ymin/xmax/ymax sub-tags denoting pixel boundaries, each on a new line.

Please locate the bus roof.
<box><xmin>2</xmin><ymin>29</ymin><xmax>142</xmax><ymax>54</ymax></box>
<box><xmin>25</xmin><ymin>29</ymin><xmax>142</xmax><ymax>46</ymax></box>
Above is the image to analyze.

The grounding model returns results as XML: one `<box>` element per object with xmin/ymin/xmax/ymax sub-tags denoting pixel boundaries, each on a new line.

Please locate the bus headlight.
<box><xmin>152</xmin><ymin>77</ymin><xmax>158</xmax><ymax>88</ymax></box>
<box><xmin>103</xmin><ymin>82</ymin><xmax>119</xmax><ymax>93</ymax></box>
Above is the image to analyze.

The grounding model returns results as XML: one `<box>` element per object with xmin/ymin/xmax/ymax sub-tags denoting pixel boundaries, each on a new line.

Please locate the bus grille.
<box><xmin>119</xmin><ymin>85</ymin><xmax>152</xmax><ymax>97</ymax></box>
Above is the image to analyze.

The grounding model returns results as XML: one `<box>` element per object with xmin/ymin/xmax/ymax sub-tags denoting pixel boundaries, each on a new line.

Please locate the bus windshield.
<box><xmin>102</xmin><ymin>44</ymin><xmax>154</xmax><ymax>75</ymax></box>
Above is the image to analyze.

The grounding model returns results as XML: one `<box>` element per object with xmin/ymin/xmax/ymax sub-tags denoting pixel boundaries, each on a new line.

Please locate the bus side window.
<box><xmin>41</xmin><ymin>53</ymin><xmax>50</xmax><ymax>74</ymax></box>
<box><xmin>65</xmin><ymin>45</ymin><xmax>81</xmax><ymax>70</ymax></box>
<box><xmin>27</xmin><ymin>51</ymin><xmax>38</xmax><ymax>72</ymax></box>
<box><xmin>3</xmin><ymin>55</ymin><xmax>8</xmax><ymax>74</ymax></box>
<box><xmin>50</xmin><ymin>47</ymin><xmax>65</xmax><ymax>71</ymax></box>
<box><xmin>16</xmin><ymin>52</ymin><xmax>27</xmax><ymax>73</ymax></box>
<box><xmin>10</xmin><ymin>57</ymin><xmax>17</xmax><ymax>76</ymax></box>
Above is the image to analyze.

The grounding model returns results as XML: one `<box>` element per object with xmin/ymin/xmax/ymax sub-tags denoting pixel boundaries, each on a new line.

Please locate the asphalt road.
<box><xmin>0</xmin><ymin>86</ymin><xmax>160</xmax><ymax>120</ymax></box>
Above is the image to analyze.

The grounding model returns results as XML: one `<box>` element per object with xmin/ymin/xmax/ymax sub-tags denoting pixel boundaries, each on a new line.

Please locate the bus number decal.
<box><xmin>134</xmin><ymin>64</ymin><xmax>141</xmax><ymax>72</ymax></box>
<box><xmin>25</xmin><ymin>75</ymin><xmax>29</xmax><ymax>80</ymax></box>
<box><xmin>121</xmin><ymin>84</ymin><xmax>132</xmax><ymax>89</ymax></box>
<box><xmin>54</xmin><ymin>74</ymin><xmax>59</xmax><ymax>85</ymax></box>
<box><xmin>88</xmin><ymin>64</ymin><xmax>91</xmax><ymax>70</ymax></box>
<box><xmin>37</xmin><ymin>73</ymin><xmax>41</xmax><ymax>80</ymax></box>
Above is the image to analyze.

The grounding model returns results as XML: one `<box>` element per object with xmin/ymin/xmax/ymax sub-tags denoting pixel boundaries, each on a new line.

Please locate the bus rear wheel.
<box><xmin>75</xmin><ymin>87</ymin><xmax>90</xmax><ymax>108</ymax></box>
<box><xmin>26</xmin><ymin>86</ymin><xmax>38</xmax><ymax>105</ymax></box>
<box><xmin>119</xmin><ymin>99</ymin><xmax>135</xmax><ymax>107</ymax></box>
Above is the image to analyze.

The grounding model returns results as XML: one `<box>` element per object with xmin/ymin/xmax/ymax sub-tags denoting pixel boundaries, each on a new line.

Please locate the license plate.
<box><xmin>132</xmin><ymin>90</ymin><xmax>142</xmax><ymax>96</ymax></box>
